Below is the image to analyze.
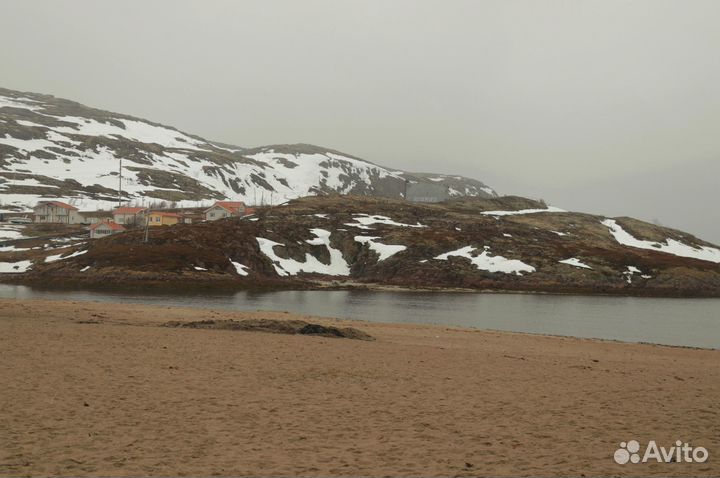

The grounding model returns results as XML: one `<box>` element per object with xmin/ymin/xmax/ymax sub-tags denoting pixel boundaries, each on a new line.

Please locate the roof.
<box><xmin>206</xmin><ymin>201</ymin><xmax>246</xmax><ymax>213</ymax></box>
<box><xmin>114</xmin><ymin>207</ymin><xmax>146</xmax><ymax>215</ymax></box>
<box><xmin>89</xmin><ymin>221</ymin><xmax>125</xmax><ymax>231</ymax></box>
<box><xmin>148</xmin><ymin>211</ymin><xmax>181</xmax><ymax>218</ymax></box>
<box><xmin>35</xmin><ymin>201</ymin><xmax>79</xmax><ymax>211</ymax></box>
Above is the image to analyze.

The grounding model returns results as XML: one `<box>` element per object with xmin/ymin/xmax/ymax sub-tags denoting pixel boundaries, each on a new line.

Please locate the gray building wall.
<box><xmin>406</xmin><ymin>182</ymin><xmax>450</xmax><ymax>203</ymax></box>
<box><xmin>33</xmin><ymin>204</ymin><xmax>84</xmax><ymax>224</ymax></box>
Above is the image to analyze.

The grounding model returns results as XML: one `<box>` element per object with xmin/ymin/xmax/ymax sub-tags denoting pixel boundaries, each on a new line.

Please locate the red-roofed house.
<box><xmin>89</xmin><ymin>221</ymin><xmax>126</xmax><ymax>239</ymax></box>
<box><xmin>113</xmin><ymin>206</ymin><xmax>147</xmax><ymax>226</ymax></box>
<box><xmin>33</xmin><ymin>201</ymin><xmax>83</xmax><ymax>224</ymax></box>
<box><xmin>204</xmin><ymin>201</ymin><xmax>249</xmax><ymax>221</ymax></box>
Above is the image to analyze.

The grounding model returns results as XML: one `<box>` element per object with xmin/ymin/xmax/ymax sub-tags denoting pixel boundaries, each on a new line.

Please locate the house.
<box><xmin>204</xmin><ymin>201</ymin><xmax>248</xmax><ymax>221</ymax></box>
<box><xmin>33</xmin><ymin>201</ymin><xmax>84</xmax><ymax>224</ymax></box>
<box><xmin>113</xmin><ymin>206</ymin><xmax>146</xmax><ymax>226</ymax></box>
<box><xmin>179</xmin><ymin>211</ymin><xmax>203</xmax><ymax>224</ymax></box>
<box><xmin>89</xmin><ymin>221</ymin><xmax>125</xmax><ymax>239</ymax></box>
<box><xmin>79</xmin><ymin>210</ymin><xmax>113</xmax><ymax>225</ymax></box>
<box><xmin>146</xmin><ymin>211</ymin><xmax>181</xmax><ymax>227</ymax></box>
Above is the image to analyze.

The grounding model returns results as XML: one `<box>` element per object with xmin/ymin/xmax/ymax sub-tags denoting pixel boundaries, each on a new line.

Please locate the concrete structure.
<box><xmin>89</xmin><ymin>221</ymin><xmax>125</xmax><ymax>239</ymax></box>
<box><xmin>113</xmin><ymin>207</ymin><xmax>146</xmax><ymax>226</ymax></box>
<box><xmin>406</xmin><ymin>182</ymin><xmax>450</xmax><ymax>203</ymax></box>
<box><xmin>33</xmin><ymin>201</ymin><xmax>84</xmax><ymax>224</ymax></box>
<box><xmin>204</xmin><ymin>201</ymin><xmax>247</xmax><ymax>221</ymax></box>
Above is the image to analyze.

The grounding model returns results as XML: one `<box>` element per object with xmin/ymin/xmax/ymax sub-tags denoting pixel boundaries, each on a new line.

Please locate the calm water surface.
<box><xmin>1</xmin><ymin>284</ymin><xmax>718</xmax><ymax>349</ymax></box>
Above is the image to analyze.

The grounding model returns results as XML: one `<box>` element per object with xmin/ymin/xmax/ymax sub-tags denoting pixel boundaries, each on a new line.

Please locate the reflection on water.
<box><xmin>0</xmin><ymin>284</ymin><xmax>718</xmax><ymax>349</ymax></box>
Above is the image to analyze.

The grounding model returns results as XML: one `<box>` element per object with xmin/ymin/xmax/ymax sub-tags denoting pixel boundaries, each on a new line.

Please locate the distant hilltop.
<box><xmin>0</xmin><ymin>87</ymin><xmax>497</xmax><ymax>212</ymax></box>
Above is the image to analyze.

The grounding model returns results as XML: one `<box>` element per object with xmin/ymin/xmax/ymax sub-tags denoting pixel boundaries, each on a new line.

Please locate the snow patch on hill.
<box><xmin>0</xmin><ymin>95</ymin><xmax>42</xmax><ymax>111</ymax></box>
<box><xmin>602</xmin><ymin>219</ymin><xmax>720</xmax><ymax>264</ymax></box>
<box><xmin>52</xmin><ymin>116</ymin><xmax>207</xmax><ymax>150</ymax></box>
<box><xmin>230</xmin><ymin>260</ymin><xmax>250</xmax><ymax>276</ymax></box>
<box><xmin>256</xmin><ymin>229</ymin><xmax>350</xmax><ymax>276</ymax></box>
<box><xmin>354</xmin><ymin>236</ymin><xmax>407</xmax><ymax>261</ymax></box>
<box><xmin>0</xmin><ymin>225</ymin><xmax>26</xmax><ymax>240</ymax></box>
<box><xmin>559</xmin><ymin>257</ymin><xmax>592</xmax><ymax>269</ymax></box>
<box><xmin>481</xmin><ymin>206</ymin><xmax>566</xmax><ymax>216</ymax></box>
<box><xmin>45</xmin><ymin>249</ymin><xmax>87</xmax><ymax>263</ymax></box>
<box><xmin>246</xmin><ymin>150</ymin><xmax>402</xmax><ymax>197</ymax></box>
<box><xmin>434</xmin><ymin>245</ymin><xmax>535</xmax><ymax>275</ymax></box>
<box><xmin>623</xmin><ymin>265</ymin><xmax>650</xmax><ymax>284</ymax></box>
<box><xmin>345</xmin><ymin>214</ymin><xmax>426</xmax><ymax>229</ymax></box>
<box><xmin>0</xmin><ymin>260</ymin><xmax>32</xmax><ymax>273</ymax></box>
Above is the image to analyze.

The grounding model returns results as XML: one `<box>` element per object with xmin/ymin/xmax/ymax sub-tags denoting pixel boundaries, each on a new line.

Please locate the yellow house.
<box><xmin>146</xmin><ymin>211</ymin><xmax>181</xmax><ymax>227</ymax></box>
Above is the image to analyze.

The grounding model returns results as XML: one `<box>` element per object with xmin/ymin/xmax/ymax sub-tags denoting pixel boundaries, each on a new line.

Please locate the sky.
<box><xmin>1</xmin><ymin>0</ymin><xmax>719</xmax><ymax>242</ymax></box>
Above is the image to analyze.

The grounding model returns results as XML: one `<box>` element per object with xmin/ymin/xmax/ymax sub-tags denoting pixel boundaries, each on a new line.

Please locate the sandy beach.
<box><xmin>0</xmin><ymin>299</ymin><xmax>718</xmax><ymax>477</ymax></box>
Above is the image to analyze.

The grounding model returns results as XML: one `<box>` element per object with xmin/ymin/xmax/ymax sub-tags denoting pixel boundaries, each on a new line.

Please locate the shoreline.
<box><xmin>3</xmin><ymin>274</ymin><xmax>720</xmax><ymax>298</ymax></box>
<box><xmin>1</xmin><ymin>296</ymin><xmax>717</xmax><ymax>351</ymax></box>
<box><xmin>0</xmin><ymin>290</ymin><xmax>718</xmax><ymax>351</ymax></box>
<box><xmin>1</xmin><ymin>298</ymin><xmax>719</xmax><ymax>476</ymax></box>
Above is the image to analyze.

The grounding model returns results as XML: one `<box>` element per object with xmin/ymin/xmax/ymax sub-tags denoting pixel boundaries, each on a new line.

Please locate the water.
<box><xmin>0</xmin><ymin>284</ymin><xmax>718</xmax><ymax>349</ymax></box>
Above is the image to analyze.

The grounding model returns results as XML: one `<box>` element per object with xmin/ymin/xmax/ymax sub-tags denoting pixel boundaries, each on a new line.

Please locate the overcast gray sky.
<box><xmin>2</xmin><ymin>0</ymin><xmax>719</xmax><ymax>242</ymax></box>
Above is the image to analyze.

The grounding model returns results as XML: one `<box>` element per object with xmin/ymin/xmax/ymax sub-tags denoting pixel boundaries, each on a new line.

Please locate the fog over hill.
<box><xmin>3</xmin><ymin>1</ymin><xmax>717</xmax><ymax>242</ymax></box>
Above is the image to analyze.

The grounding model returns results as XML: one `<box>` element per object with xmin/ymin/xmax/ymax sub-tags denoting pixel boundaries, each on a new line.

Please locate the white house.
<box><xmin>89</xmin><ymin>221</ymin><xmax>125</xmax><ymax>239</ymax></box>
<box><xmin>112</xmin><ymin>207</ymin><xmax>146</xmax><ymax>226</ymax></box>
<box><xmin>204</xmin><ymin>201</ymin><xmax>249</xmax><ymax>221</ymax></box>
<box><xmin>33</xmin><ymin>201</ymin><xmax>84</xmax><ymax>224</ymax></box>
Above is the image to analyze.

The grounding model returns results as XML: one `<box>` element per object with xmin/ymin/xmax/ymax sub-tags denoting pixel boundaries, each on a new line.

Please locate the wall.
<box><xmin>406</xmin><ymin>182</ymin><xmax>450</xmax><ymax>203</ymax></box>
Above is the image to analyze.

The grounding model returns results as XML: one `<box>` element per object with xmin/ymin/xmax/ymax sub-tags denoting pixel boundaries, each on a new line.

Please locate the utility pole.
<box><xmin>118</xmin><ymin>158</ymin><xmax>123</xmax><ymax>207</ymax></box>
<box><xmin>143</xmin><ymin>213</ymin><xmax>150</xmax><ymax>243</ymax></box>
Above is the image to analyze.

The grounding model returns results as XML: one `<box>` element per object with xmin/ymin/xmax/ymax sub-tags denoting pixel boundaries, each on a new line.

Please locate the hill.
<box><xmin>0</xmin><ymin>87</ymin><xmax>496</xmax><ymax>211</ymax></box>
<box><xmin>3</xmin><ymin>195</ymin><xmax>719</xmax><ymax>297</ymax></box>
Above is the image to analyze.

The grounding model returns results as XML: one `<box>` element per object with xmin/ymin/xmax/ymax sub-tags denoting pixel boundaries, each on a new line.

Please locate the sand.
<box><xmin>0</xmin><ymin>299</ymin><xmax>718</xmax><ymax>477</ymax></box>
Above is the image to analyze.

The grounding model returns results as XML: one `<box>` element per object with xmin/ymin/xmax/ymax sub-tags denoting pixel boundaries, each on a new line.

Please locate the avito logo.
<box><xmin>614</xmin><ymin>440</ymin><xmax>709</xmax><ymax>464</ymax></box>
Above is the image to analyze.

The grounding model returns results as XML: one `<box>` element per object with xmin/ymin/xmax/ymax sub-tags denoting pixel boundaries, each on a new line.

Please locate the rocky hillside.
<box><xmin>0</xmin><ymin>87</ymin><xmax>496</xmax><ymax>211</ymax></box>
<box><xmin>4</xmin><ymin>196</ymin><xmax>719</xmax><ymax>297</ymax></box>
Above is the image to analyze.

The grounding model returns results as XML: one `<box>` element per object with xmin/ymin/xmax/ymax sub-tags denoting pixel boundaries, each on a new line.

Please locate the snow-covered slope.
<box><xmin>0</xmin><ymin>87</ymin><xmax>497</xmax><ymax>211</ymax></box>
<box><xmin>403</xmin><ymin>172</ymin><xmax>497</xmax><ymax>198</ymax></box>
